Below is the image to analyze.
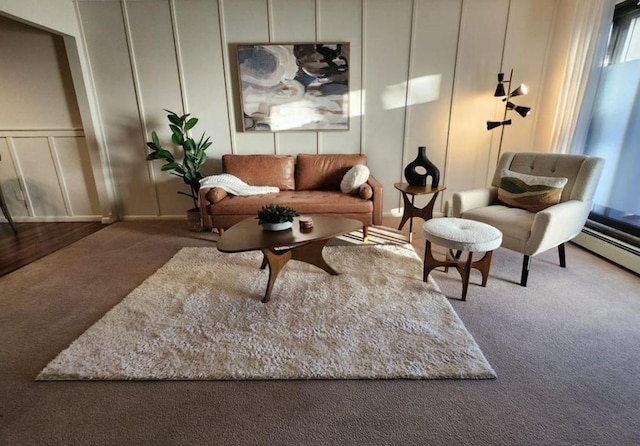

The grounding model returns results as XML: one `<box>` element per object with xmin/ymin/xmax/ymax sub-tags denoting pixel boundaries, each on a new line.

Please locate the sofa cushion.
<box><xmin>222</xmin><ymin>154</ymin><xmax>295</xmax><ymax>190</ymax></box>
<box><xmin>296</xmin><ymin>154</ymin><xmax>367</xmax><ymax>190</ymax></box>
<box><xmin>498</xmin><ymin>169</ymin><xmax>567</xmax><ymax>212</ymax></box>
<box><xmin>211</xmin><ymin>190</ymin><xmax>373</xmax><ymax>216</ymax></box>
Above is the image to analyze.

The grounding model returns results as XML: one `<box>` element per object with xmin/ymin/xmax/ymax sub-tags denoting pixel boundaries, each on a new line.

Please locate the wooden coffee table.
<box><xmin>217</xmin><ymin>216</ymin><xmax>362</xmax><ymax>303</ymax></box>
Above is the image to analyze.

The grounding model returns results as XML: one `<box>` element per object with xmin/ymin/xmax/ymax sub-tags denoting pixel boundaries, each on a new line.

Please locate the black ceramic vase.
<box><xmin>404</xmin><ymin>146</ymin><xmax>440</xmax><ymax>187</ymax></box>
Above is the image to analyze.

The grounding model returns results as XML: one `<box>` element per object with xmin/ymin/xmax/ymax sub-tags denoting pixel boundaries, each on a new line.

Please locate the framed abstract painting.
<box><xmin>236</xmin><ymin>43</ymin><xmax>349</xmax><ymax>132</ymax></box>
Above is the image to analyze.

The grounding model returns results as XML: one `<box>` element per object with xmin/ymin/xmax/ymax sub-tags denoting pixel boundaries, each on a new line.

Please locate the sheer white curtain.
<box><xmin>549</xmin><ymin>0</ymin><xmax>616</xmax><ymax>154</ymax></box>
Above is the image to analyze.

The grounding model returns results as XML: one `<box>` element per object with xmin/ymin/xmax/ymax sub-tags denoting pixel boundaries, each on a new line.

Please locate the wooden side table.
<box><xmin>394</xmin><ymin>183</ymin><xmax>446</xmax><ymax>242</ymax></box>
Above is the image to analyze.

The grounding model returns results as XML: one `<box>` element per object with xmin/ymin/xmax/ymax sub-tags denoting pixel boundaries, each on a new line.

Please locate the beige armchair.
<box><xmin>452</xmin><ymin>152</ymin><xmax>604</xmax><ymax>286</ymax></box>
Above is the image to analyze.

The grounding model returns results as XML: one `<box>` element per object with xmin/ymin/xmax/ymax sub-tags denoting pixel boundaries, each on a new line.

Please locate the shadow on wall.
<box><xmin>106</xmin><ymin>115</ymin><xmax>222</xmax><ymax>216</ymax></box>
<box><xmin>1</xmin><ymin>178</ymin><xmax>67</xmax><ymax>218</ymax></box>
<box><xmin>1</xmin><ymin>178</ymin><xmax>29</xmax><ymax>218</ymax></box>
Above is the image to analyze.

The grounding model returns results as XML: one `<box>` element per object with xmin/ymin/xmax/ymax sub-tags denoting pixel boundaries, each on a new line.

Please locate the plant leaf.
<box><xmin>184</xmin><ymin>139</ymin><xmax>196</xmax><ymax>152</ymax></box>
<box><xmin>184</xmin><ymin>117</ymin><xmax>198</xmax><ymax>131</ymax></box>
<box><xmin>161</xmin><ymin>162</ymin><xmax>178</xmax><ymax>171</ymax></box>
<box><xmin>156</xmin><ymin>149</ymin><xmax>174</xmax><ymax>160</ymax></box>
<box><xmin>151</xmin><ymin>131</ymin><xmax>161</xmax><ymax>147</ymax></box>
<box><xmin>171</xmin><ymin>133</ymin><xmax>183</xmax><ymax>146</ymax></box>
<box><xmin>167</xmin><ymin>113</ymin><xmax>181</xmax><ymax>127</ymax></box>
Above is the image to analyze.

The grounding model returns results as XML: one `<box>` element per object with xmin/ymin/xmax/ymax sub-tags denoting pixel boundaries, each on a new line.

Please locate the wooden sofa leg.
<box><xmin>558</xmin><ymin>243</ymin><xmax>566</xmax><ymax>268</ymax></box>
<box><xmin>363</xmin><ymin>226</ymin><xmax>369</xmax><ymax>243</ymax></box>
<box><xmin>520</xmin><ymin>255</ymin><xmax>531</xmax><ymax>287</ymax></box>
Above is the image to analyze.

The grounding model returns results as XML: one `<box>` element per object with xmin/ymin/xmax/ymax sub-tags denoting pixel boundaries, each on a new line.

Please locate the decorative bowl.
<box><xmin>261</xmin><ymin>221</ymin><xmax>293</xmax><ymax>231</ymax></box>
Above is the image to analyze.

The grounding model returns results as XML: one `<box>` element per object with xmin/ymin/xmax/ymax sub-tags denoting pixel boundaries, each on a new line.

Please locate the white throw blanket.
<box><xmin>199</xmin><ymin>174</ymin><xmax>279</xmax><ymax>196</ymax></box>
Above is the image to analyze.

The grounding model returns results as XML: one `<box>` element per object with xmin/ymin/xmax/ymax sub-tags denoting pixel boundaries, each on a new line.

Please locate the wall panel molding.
<box><xmin>218</xmin><ymin>0</ymin><xmax>237</xmax><ymax>155</ymax></box>
<box><xmin>5</xmin><ymin>136</ymin><xmax>35</xmax><ymax>217</ymax></box>
<box><xmin>47</xmin><ymin>136</ymin><xmax>73</xmax><ymax>216</ymax></box>
<box><xmin>169</xmin><ymin>0</ymin><xmax>189</xmax><ymax>115</ymax></box>
<box><xmin>0</xmin><ymin>129</ymin><xmax>84</xmax><ymax>137</ymax></box>
<box><xmin>120</xmin><ymin>0</ymin><xmax>161</xmax><ymax>216</ymax></box>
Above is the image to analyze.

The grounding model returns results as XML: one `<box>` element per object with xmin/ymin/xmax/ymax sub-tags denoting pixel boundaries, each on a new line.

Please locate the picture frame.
<box><xmin>236</xmin><ymin>43</ymin><xmax>350</xmax><ymax>132</ymax></box>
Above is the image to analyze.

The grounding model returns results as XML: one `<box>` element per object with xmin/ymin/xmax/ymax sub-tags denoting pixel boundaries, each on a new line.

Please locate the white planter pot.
<box><xmin>262</xmin><ymin>221</ymin><xmax>293</xmax><ymax>231</ymax></box>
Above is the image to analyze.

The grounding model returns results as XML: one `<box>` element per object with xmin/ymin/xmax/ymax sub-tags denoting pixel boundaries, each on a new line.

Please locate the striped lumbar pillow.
<box><xmin>498</xmin><ymin>169</ymin><xmax>568</xmax><ymax>212</ymax></box>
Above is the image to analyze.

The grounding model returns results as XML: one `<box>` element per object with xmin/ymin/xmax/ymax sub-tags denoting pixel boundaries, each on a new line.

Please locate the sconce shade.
<box><xmin>510</xmin><ymin>84</ymin><xmax>528</xmax><ymax>97</ymax></box>
<box><xmin>486</xmin><ymin>119</ymin><xmax>512</xmax><ymax>130</ymax></box>
<box><xmin>494</xmin><ymin>83</ymin><xmax>506</xmax><ymax>97</ymax></box>
<box><xmin>506</xmin><ymin>102</ymin><xmax>532</xmax><ymax>118</ymax></box>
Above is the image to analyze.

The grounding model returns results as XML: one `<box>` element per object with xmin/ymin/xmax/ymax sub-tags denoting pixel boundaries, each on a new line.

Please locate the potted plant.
<box><xmin>145</xmin><ymin>109</ymin><xmax>212</xmax><ymax>231</ymax></box>
<box><xmin>256</xmin><ymin>204</ymin><xmax>299</xmax><ymax>231</ymax></box>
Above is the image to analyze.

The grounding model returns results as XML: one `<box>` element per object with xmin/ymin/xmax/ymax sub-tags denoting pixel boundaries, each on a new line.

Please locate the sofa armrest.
<box><xmin>198</xmin><ymin>187</ymin><xmax>229</xmax><ymax>230</ymax></box>
<box><xmin>199</xmin><ymin>187</ymin><xmax>229</xmax><ymax>204</ymax></box>
<box><xmin>367</xmin><ymin>174</ymin><xmax>383</xmax><ymax>225</ymax></box>
<box><xmin>452</xmin><ymin>187</ymin><xmax>498</xmax><ymax>217</ymax></box>
<box><xmin>527</xmin><ymin>200</ymin><xmax>591</xmax><ymax>256</ymax></box>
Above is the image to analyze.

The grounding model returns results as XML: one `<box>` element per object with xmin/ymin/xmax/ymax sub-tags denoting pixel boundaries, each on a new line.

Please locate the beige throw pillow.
<box><xmin>340</xmin><ymin>165</ymin><xmax>370</xmax><ymax>194</ymax></box>
<box><xmin>498</xmin><ymin>169</ymin><xmax>568</xmax><ymax>212</ymax></box>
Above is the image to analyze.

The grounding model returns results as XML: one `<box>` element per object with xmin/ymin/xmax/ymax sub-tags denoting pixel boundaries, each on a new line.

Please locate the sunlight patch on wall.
<box><xmin>381</xmin><ymin>74</ymin><xmax>442</xmax><ymax>110</ymax></box>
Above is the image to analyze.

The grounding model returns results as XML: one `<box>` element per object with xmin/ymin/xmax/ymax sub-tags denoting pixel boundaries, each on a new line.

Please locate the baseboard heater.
<box><xmin>572</xmin><ymin>227</ymin><xmax>640</xmax><ymax>275</ymax></box>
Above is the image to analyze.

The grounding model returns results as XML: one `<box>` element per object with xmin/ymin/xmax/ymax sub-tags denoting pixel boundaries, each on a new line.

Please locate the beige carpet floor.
<box><xmin>37</xmin><ymin>244</ymin><xmax>495</xmax><ymax>380</ymax></box>
<box><xmin>3</xmin><ymin>221</ymin><xmax>639</xmax><ymax>445</ymax></box>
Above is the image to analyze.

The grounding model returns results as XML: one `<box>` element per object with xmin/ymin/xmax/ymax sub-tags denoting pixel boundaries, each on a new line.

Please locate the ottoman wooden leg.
<box><xmin>455</xmin><ymin>252</ymin><xmax>474</xmax><ymax>301</ymax></box>
<box><xmin>473</xmin><ymin>250</ymin><xmax>494</xmax><ymax>287</ymax></box>
<box><xmin>423</xmin><ymin>240</ymin><xmax>453</xmax><ymax>282</ymax></box>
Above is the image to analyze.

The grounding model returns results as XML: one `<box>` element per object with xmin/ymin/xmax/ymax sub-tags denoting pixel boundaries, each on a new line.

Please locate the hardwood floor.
<box><xmin>0</xmin><ymin>221</ymin><xmax>106</xmax><ymax>277</ymax></box>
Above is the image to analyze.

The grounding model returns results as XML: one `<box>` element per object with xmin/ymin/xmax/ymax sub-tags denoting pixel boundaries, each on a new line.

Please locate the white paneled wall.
<box><xmin>0</xmin><ymin>15</ymin><xmax>101</xmax><ymax>222</ymax></box>
<box><xmin>2</xmin><ymin>0</ymin><xmax>563</xmax><ymax>221</ymax></box>
<box><xmin>445</xmin><ymin>0</ymin><xmax>509</xmax><ymax>206</ymax></box>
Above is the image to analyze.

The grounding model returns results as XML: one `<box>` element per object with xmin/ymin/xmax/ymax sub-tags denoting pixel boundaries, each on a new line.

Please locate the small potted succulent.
<box><xmin>256</xmin><ymin>204</ymin><xmax>299</xmax><ymax>231</ymax></box>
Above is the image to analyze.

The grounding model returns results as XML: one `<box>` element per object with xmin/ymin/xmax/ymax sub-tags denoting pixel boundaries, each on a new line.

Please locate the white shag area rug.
<box><xmin>37</xmin><ymin>245</ymin><xmax>496</xmax><ymax>380</ymax></box>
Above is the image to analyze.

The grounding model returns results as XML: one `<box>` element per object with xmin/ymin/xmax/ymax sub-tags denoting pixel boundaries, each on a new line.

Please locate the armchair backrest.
<box><xmin>491</xmin><ymin>152</ymin><xmax>605</xmax><ymax>203</ymax></box>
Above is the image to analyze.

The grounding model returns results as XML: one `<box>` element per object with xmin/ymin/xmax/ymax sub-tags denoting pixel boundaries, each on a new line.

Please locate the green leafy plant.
<box><xmin>145</xmin><ymin>109</ymin><xmax>212</xmax><ymax>210</ymax></box>
<box><xmin>256</xmin><ymin>204</ymin><xmax>299</xmax><ymax>225</ymax></box>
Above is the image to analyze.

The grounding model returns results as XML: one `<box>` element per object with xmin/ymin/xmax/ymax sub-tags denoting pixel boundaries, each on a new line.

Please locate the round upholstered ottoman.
<box><xmin>422</xmin><ymin>218</ymin><xmax>502</xmax><ymax>301</ymax></box>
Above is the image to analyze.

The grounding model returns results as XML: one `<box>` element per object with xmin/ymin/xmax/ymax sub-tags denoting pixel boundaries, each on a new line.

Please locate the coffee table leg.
<box><xmin>261</xmin><ymin>249</ymin><xmax>292</xmax><ymax>303</ymax></box>
<box><xmin>260</xmin><ymin>240</ymin><xmax>338</xmax><ymax>303</ymax></box>
<box><xmin>290</xmin><ymin>239</ymin><xmax>339</xmax><ymax>275</ymax></box>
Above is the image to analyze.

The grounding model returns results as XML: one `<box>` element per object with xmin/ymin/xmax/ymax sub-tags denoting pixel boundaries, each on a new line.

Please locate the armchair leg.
<box><xmin>520</xmin><ymin>255</ymin><xmax>531</xmax><ymax>287</ymax></box>
<box><xmin>363</xmin><ymin>226</ymin><xmax>369</xmax><ymax>243</ymax></box>
<box><xmin>558</xmin><ymin>243</ymin><xmax>566</xmax><ymax>268</ymax></box>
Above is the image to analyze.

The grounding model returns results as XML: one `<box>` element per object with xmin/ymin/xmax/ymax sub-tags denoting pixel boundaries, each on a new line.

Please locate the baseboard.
<box><xmin>572</xmin><ymin>228</ymin><xmax>640</xmax><ymax>275</ymax></box>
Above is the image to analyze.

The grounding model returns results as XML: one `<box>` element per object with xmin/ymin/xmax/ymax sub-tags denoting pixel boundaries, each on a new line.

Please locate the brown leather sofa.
<box><xmin>199</xmin><ymin>153</ymin><xmax>383</xmax><ymax>238</ymax></box>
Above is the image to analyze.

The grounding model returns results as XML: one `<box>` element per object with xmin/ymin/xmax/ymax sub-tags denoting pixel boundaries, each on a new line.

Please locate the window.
<box><xmin>583</xmin><ymin>0</ymin><xmax>640</xmax><ymax>245</ymax></box>
<box><xmin>606</xmin><ymin>0</ymin><xmax>640</xmax><ymax>65</ymax></box>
